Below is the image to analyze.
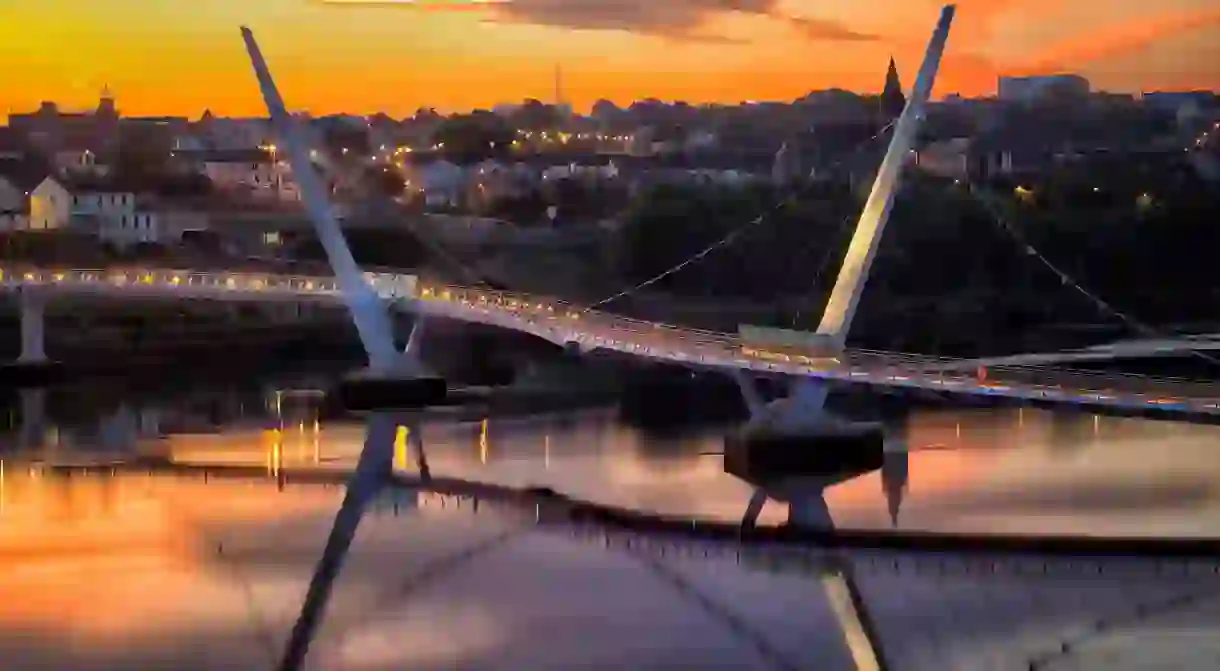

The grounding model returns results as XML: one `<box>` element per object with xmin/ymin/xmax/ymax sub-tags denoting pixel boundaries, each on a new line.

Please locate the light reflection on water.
<box><xmin>4</xmin><ymin>378</ymin><xmax>1220</xmax><ymax>669</ymax></box>
<box><xmin>170</xmin><ymin>400</ymin><xmax>1220</xmax><ymax>538</ymax></box>
<box><xmin>5</xmin><ymin>381</ymin><xmax>1220</xmax><ymax>538</ymax></box>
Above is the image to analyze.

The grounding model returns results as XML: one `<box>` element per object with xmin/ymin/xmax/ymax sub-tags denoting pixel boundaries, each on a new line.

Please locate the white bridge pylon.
<box><xmin>240</xmin><ymin>27</ymin><xmax>424</xmax><ymax>376</ymax></box>
<box><xmin>737</xmin><ymin>5</ymin><xmax>956</xmax><ymax>422</ymax></box>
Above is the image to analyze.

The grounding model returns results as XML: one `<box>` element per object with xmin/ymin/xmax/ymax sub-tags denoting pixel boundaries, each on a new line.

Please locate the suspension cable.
<box><xmin>973</xmin><ymin>188</ymin><xmax>1220</xmax><ymax>371</ymax></box>
<box><xmin>584</xmin><ymin>120</ymin><xmax>899</xmax><ymax>311</ymax></box>
<box><xmin>1027</xmin><ymin>584</ymin><xmax>1220</xmax><ymax>670</ymax></box>
<box><xmin>616</xmin><ymin>538</ymin><xmax>804</xmax><ymax>671</ymax></box>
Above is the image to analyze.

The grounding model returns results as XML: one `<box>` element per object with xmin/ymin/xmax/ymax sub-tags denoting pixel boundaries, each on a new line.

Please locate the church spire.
<box><xmin>881</xmin><ymin>57</ymin><xmax>906</xmax><ymax>119</ymax></box>
<box><xmin>96</xmin><ymin>84</ymin><xmax>118</xmax><ymax>119</ymax></box>
<box><xmin>882</xmin><ymin>450</ymin><xmax>908</xmax><ymax>528</ymax></box>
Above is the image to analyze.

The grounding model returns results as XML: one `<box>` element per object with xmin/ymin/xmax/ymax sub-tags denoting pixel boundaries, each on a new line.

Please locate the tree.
<box><xmin>486</xmin><ymin>189</ymin><xmax>547</xmax><ymax>225</ymax></box>
<box><xmin>512</xmin><ymin>99</ymin><xmax>560</xmax><ymax>131</ymax></box>
<box><xmin>366</xmin><ymin>166</ymin><xmax>405</xmax><ymax>197</ymax></box>
<box><xmin>432</xmin><ymin>112</ymin><xmax>516</xmax><ymax>164</ymax></box>
<box><xmin>321</xmin><ymin>124</ymin><xmax>370</xmax><ymax>159</ymax></box>
<box><xmin>591</xmin><ymin>99</ymin><xmax>620</xmax><ymax>123</ymax></box>
<box><xmin>115</xmin><ymin>124</ymin><xmax>174</xmax><ymax>184</ymax></box>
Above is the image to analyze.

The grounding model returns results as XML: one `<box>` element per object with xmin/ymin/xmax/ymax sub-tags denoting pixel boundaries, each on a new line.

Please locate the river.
<box><xmin>1</xmin><ymin>369</ymin><xmax>1219</xmax><ymax>669</ymax></box>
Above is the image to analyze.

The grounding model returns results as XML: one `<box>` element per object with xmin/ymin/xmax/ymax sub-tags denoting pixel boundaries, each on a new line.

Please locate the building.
<box><xmin>998</xmin><ymin>75</ymin><xmax>1090</xmax><ymax>104</ymax></box>
<box><xmin>61</xmin><ymin>177</ymin><xmax>207</xmax><ymax>249</ymax></box>
<box><xmin>28</xmin><ymin>174</ymin><xmax>73</xmax><ymax>230</ymax></box>
<box><xmin>8</xmin><ymin>89</ymin><xmax>120</xmax><ymax>157</ymax></box>
<box><xmin>106</xmin><ymin>200</ymin><xmax>209</xmax><ymax>249</ymax></box>
<box><xmin>194</xmin><ymin>111</ymin><xmax>273</xmax><ymax>150</ymax></box>
<box><xmin>0</xmin><ymin>161</ymin><xmax>73</xmax><ymax>231</ymax></box>
<box><xmin>0</xmin><ymin>128</ymin><xmax>29</xmax><ymax>161</ymax></box>
<box><xmin>1141</xmin><ymin>91</ymin><xmax>1217</xmax><ymax>114</ymax></box>
<box><xmin>467</xmin><ymin>160</ymin><xmax>537</xmax><ymax>209</ymax></box>
<box><xmin>881</xmin><ymin>57</ymin><xmax>906</xmax><ymax>119</ymax></box>
<box><xmin>51</xmin><ymin>148</ymin><xmax>109</xmax><ymax>179</ymax></box>
<box><xmin>0</xmin><ymin>159</ymin><xmax>46</xmax><ymax>230</ymax></box>
<box><xmin>771</xmin><ymin>140</ymin><xmax>802</xmax><ymax>184</ymax></box>
<box><xmin>64</xmin><ymin>179</ymin><xmax>149</xmax><ymax>243</ymax></box>
<box><xmin>402</xmin><ymin>159</ymin><xmax>465</xmax><ymax>207</ymax></box>
<box><xmin>913</xmin><ymin>138</ymin><xmax>971</xmax><ymax>180</ymax></box>
<box><xmin>178</xmin><ymin>148</ymin><xmax>301</xmax><ymax>202</ymax></box>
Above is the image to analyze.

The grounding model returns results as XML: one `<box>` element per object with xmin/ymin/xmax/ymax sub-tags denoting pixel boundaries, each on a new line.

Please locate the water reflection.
<box><xmin>6</xmin><ymin>381</ymin><xmax>1220</xmax><ymax>538</ymax></box>
<box><xmin>3</xmin><ymin>461</ymin><xmax>1219</xmax><ymax>670</ymax></box>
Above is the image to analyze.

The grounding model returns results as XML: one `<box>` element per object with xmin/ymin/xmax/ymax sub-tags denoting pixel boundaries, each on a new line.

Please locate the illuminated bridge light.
<box><xmin>23</xmin><ymin>273</ymin><xmax>35</xmax><ymax>281</ymax></box>
<box><xmin>225</xmin><ymin>277</ymin><xmax>237</xmax><ymax>289</ymax></box>
<box><xmin>170</xmin><ymin>276</ymin><xmax>181</xmax><ymax>285</ymax></box>
<box><xmin>52</xmin><ymin>273</ymin><xmax>64</xmax><ymax>282</ymax></box>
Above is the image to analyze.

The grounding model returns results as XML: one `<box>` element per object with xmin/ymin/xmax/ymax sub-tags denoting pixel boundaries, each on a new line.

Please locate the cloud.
<box><xmin>471</xmin><ymin>0</ymin><xmax>877</xmax><ymax>44</ymax></box>
<box><xmin>1012</xmin><ymin>7</ymin><xmax>1220</xmax><ymax>74</ymax></box>
<box><xmin>787</xmin><ymin>16</ymin><xmax>879</xmax><ymax>42</ymax></box>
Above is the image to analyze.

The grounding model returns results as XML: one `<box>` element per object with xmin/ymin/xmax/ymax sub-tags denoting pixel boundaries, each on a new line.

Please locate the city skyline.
<box><xmin>1</xmin><ymin>0</ymin><xmax>1218</xmax><ymax>120</ymax></box>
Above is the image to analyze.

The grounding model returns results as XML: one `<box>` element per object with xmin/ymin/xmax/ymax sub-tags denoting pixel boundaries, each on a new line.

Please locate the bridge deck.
<box><xmin>3</xmin><ymin>264</ymin><xmax>1219</xmax><ymax>417</ymax></box>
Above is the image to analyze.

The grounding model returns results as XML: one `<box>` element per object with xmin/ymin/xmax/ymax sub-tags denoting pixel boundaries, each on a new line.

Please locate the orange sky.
<box><xmin>0</xmin><ymin>0</ymin><xmax>1217</xmax><ymax>119</ymax></box>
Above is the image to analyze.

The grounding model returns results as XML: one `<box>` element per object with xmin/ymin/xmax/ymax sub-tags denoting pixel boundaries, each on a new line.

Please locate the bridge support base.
<box><xmin>335</xmin><ymin>314</ymin><xmax>448</xmax><ymax>411</ymax></box>
<box><xmin>787</xmin><ymin>493</ymin><xmax>835</xmax><ymax>530</ymax></box>
<box><xmin>18</xmin><ymin>388</ymin><xmax>47</xmax><ymax>449</ymax></box>
<box><xmin>1</xmin><ymin>288</ymin><xmax>63</xmax><ymax>385</ymax></box>
<box><xmin>99</xmin><ymin>403</ymin><xmax>138</xmax><ymax>451</ymax></box>
<box><xmin>18</xmin><ymin>288</ymin><xmax>46</xmax><ymax>364</ymax></box>
<box><xmin>726</xmin><ymin>376</ymin><xmax>885</xmax><ymax>479</ymax></box>
<box><xmin>335</xmin><ymin>373</ymin><xmax>447</xmax><ymax>412</ymax></box>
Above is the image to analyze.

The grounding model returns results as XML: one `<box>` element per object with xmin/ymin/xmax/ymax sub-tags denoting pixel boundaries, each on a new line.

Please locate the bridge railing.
<box><xmin>418</xmin><ymin>282</ymin><xmax>1220</xmax><ymax>391</ymax></box>
<box><xmin>0</xmin><ymin>266</ymin><xmax>344</xmax><ymax>295</ymax></box>
<box><xmin>2</xmin><ymin>263</ymin><xmax>1218</xmax><ymax>401</ymax></box>
<box><xmin>0</xmin><ymin>265</ymin><xmax>431</xmax><ymax>300</ymax></box>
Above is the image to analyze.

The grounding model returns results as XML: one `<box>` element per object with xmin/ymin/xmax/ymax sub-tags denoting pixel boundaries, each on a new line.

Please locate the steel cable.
<box><xmin>973</xmin><ymin>188</ymin><xmax>1220</xmax><ymax>372</ymax></box>
<box><xmin>584</xmin><ymin>120</ymin><xmax>899</xmax><ymax>311</ymax></box>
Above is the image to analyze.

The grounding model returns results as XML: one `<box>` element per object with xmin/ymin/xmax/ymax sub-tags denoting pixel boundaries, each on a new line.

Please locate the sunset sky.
<box><xmin>0</xmin><ymin>0</ymin><xmax>1217</xmax><ymax>119</ymax></box>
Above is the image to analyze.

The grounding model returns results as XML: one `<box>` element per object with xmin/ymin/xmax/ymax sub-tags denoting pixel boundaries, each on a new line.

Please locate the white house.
<box><xmin>62</xmin><ymin>182</ymin><xmax>206</xmax><ymax>249</ymax></box>
<box><xmin>187</xmin><ymin>148</ymin><xmax>300</xmax><ymax>203</ymax></box>
<box><xmin>28</xmin><ymin>176</ymin><xmax>72</xmax><ymax>230</ymax></box>
<box><xmin>404</xmin><ymin>160</ymin><xmax>465</xmax><ymax>207</ymax></box>
<box><xmin>67</xmin><ymin>183</ymin><xmax>151</xmax><ymax>245</ymax></box>
<box><xmin>100</xmin><ymin>202</ymin><xmax>209</xmax><ymax>249</ymax></box>
<box><xmin>52</xmin><ymin>148</ymin><xmax>109</xmax><ymax>178</ymax></box>
<box><xmin>541</xmin><ymin>162</ymin><xmax>618</xmax><ymax>181</ymax></box>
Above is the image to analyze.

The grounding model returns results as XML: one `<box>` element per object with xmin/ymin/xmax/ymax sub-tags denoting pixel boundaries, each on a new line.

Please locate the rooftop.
<box><xmin>174</xmin><ymin>148</ymin><xmax>274</xmax><ymax>164</ymax></box>
<box><xmin>0</xmin><ymin>157</ymin><xmax>53</xmax><ymax>192</ymax></box>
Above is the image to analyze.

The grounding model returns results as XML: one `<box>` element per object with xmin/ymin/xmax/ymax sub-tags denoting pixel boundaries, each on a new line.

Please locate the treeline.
<box><xmin>611</xmin><ymin>161</ymin><xmax>1220</xmax><ymax>354</ymax></box>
